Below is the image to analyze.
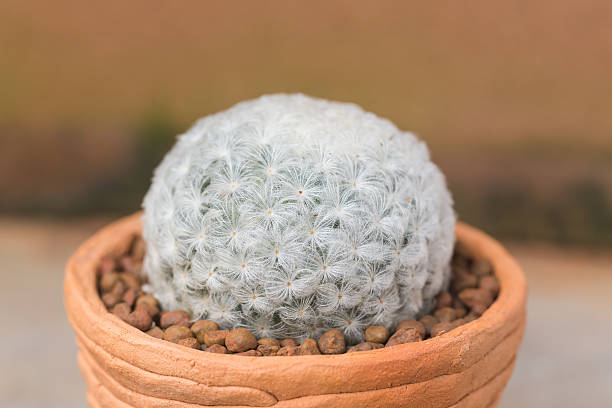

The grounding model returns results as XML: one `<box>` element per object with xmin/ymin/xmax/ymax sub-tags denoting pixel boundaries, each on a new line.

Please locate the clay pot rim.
<box><xmin>65</xmin><ymin>212</ymin><xmax>526</xmax><ymax>362</ymax></box>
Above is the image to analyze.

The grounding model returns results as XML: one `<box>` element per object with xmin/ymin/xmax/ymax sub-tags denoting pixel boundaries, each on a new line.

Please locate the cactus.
<box><xmin>142</xmin><ymin>94</ymin><xmax>455</xmax><ymax>344</ymax></box>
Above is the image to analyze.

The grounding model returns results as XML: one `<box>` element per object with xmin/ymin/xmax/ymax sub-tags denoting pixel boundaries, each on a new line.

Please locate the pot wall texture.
<box><xmin>64</xmin><ymin>213</ymin><xmax>527</xmax><ymax>407</ymax></box>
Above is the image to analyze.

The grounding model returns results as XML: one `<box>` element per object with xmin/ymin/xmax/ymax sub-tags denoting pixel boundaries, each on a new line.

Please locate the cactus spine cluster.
<box><xmin>142</xmin><ymin>94</ymin><xmax>455</xmax><ymax>344</ymax></box>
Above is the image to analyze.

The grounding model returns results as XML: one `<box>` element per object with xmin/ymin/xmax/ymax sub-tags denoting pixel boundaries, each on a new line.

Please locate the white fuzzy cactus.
<box><xmin>142</xmin><ymin>94</ymin><xmax>455</xmax><ymax>344</ymax></box>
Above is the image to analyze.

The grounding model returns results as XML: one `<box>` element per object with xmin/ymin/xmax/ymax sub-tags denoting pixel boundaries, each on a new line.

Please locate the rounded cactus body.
<box><xmin>142</xmin><ymin>94</ymin><xmax>455</xmax><ymax>344</ymax></box>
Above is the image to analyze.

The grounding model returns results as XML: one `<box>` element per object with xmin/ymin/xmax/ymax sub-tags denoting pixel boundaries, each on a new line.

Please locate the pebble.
<box><xmin>396</xmin><ymin>319</ymin><xmax>426</xmax><ymax>338</ymax></box>
<box><xmin>451</xmin><ymin>271</ymin><xmax>478</xmax><ymax>293</ymax></box>
<box><xmin>318</xmin><ymin>329</ymin><xmax>346</xmax><ymax>354</ymax></box>
<box><xmin>206</xmin><ymin>344</ymin><xmax>228</xmax><ymax>354</ymax></box>
<box><xmin>347</xmin><ymin>342</ymin><xmax>384</xmax><ymax>353</ymax></box>
<box><xmin>277</xmin><ymin>346</ymin><xmax>299</xmax><ymax>356</ymax></box>
<box><xmin>458</xmin><ymin>288</ymin><xmax>494</xmax><ymax>315</ymax></box>
<box><xmin>434</xmin><ymin>307</ymin><xmax>456</xmax><ymax>323</ymax></box>
<box><xmin>160</xmin><ymin>310</ymin><xmax>190</xmax><ymax>329</ymax></box>
<box><xmin>479</xmin><ymin>275</ymin><xmax>500</xmax><ymax>296</ymax></box>
<box><xmin>258</xmin><ymin>338</ymin><xmax>280</xmax><ymax>347</ymax></box>
<box><xmin>122</xmin><ymin>288</ymin><xmax>138</xmax><ymax>308</ymax></box>
<box><xmin>364</xmin><ymin>326</ymin><xmax>390</xmax><ymax>344</ymax></box>
<box><xmin>145</xmin><ymin>326</ymin><xmax>164</xmax><ymax>339</ymax></box>
<box><xmin>299</xmin><ymin>338</ymin><xmax>321</xmax><ymax>355</ymax></box>
<box><xmin>203</xmin><ymin>330</ymin><xmax>229</xmax><ymax>347</ymax></box>
<box><xmin>226</xmin><ymin>328</ymin><xmax>258</xmax><ymax>353</ymax></box>
<box><xmin>99</xmin><ymin>272</ymin><xmax>121</xmax><ymax>293</ymax></box>
<box><xmin>435</xmin><ymin>291</ymin><xmax>453</xmax><ymax>309</ymax></box>
<box><xmin>177</xmin><ymin>337</ymin><xmax>200</xmax><ymax>349</ymax></box>
<box><xmin>418</xmin><ymin>315</ymin><xmax>439</xmax><ymax>336</ymax></box>
<box><xmin>191</xmin><ymin>320</ymin><xmax>219</xmax><ymax>337</ymax></box>
<box><xmin>235</xmin><ymin>350</ymin><xmax>262</xmax><ymax>357</ymax></box>
<box><xmin>257</xmin><ymin>344</ymin><xmax>280</xmax><ymax>356</ymax></box>
<box><xmin>99</xmin><ymin>257</ymin><xmax>116</xmax><ymax>275</ymax></box>
<box><xmin>119</xmin><ymin>272</ymin><xmax>141</xmax><ymax>290</ymax></box>
<box><xmin>163</xmin><ymin>325</ymin><xmax>194</xmax><ymax>343</ymax></box>
<box><xmin>102</xmin><ymin>292</ymin><xmax>121</xmax><ymax>308</ymax></box>
<box><xmin>430</xmin><ymin>321</ymin><xmax>460</xmax><ymax>337</ymax></box>
<box><xmin>472</xmin><ymin>259</ymin><xmax>492</xmax><ymax>278</ymax></box>
<box><xmin>126</xmin><ymin>309</ymin><xmax>152</xmax><ymax>331</ymax></box>
<box><xmin>385</xmin><ymin>328</ymin><xmax>422</xmax><ymax>347</ymax></box>
<box><xmin>110</xmin><ymin>302</ymin><xmax>131</xmax><ymax>321</ymax></box>
<box><xmin>135</xmin><ymin>294</ymin><xmax>159</xmax><ymax>310</ymax></box>
<box><xmin>279</xmin><ymin>338</ymin><xmax>299</xmax><ymax>348</ymax></box>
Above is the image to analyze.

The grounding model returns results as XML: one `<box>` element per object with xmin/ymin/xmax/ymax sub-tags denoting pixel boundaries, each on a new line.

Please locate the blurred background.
<box><xmin>1</xmin><ymin>0</ymin><xmax>611</xmax><ymax>407</ymax></box>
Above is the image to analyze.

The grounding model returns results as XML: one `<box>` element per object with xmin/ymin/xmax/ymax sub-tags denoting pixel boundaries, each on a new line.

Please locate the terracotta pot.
<box><xmin>64</xmin><ymin>212</ymin><xmax>527</xmax><ymax>408</ymax></box>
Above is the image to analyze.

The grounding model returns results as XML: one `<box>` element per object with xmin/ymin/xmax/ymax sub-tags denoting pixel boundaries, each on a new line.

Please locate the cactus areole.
<box><xmin>142</xmin><ymin>94</ymin><xmax>455</xmax><ymax>344</ymax></box>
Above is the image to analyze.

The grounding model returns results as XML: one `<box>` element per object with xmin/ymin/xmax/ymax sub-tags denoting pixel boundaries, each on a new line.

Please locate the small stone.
<box><xmin>126</xmin><ymin>309</ymin><xmax>152</xmax><ymax>331</ymax></box>
<box><xmin>122</xmin><ymin>288</ymin><xmax>139</xmax><ymax>308</ymax></box>
<box><xmin>200</xmin><ymin>344</ymin><xmax>208</xmax><ymax>351</ymax></box>
<box><xmin>430</xmin><ymin>321</ymin><xmax>460</xmax><ymax>337</ymax></box>
<box><xmin>160</xmin><ymin>310</ymin><xmax>190</xmax><ymax>329</ymax></box>
<box><xmin>203</xmin><ymin>330</ymin><xmax>229</xmax><ymax>347</ymax></box>
<box><xmin>472</xmin><ymin>259</ymin><xmax>493</xmax><ymax>278</ymax></box>
<box><xmin>364</xmin><ymin>326</ymin><xmax>390</xmax><ymax>344</ymax></box>
<box><xmin>396</xmin><ymin>319</ymin><xmax>426</xmax><ymax>338</ymax></box>
<box><xmin>119</xmin><ymin>272</ymin><xmax>140</xmax><ymax>290</ymax></box>
<box><xmin>135</xmin><ymin>294</ymin><xmax>159</xmax><ymax>310</ymax></box>
<box><xmin>258</xmin><ymin>338</ymin><xmax>280</xmax><ymax>347</ymax></box>
<box><xmin>347</xmin><ymin>342</ymin><xmax>384</xmax><ymax>353</ymax></box>
<box><xmin>257</xmin><ymin>344</ymin><xmax>280</xmax><ymax>356</ymax></box>
<box><xmin>177</xmin><ymin>337</ymin><xmax>200</xmax><ymax>349</ymax></box>
<box><xmin>146</xmin><ymin>326</ymin><xmax>164</xmax><ymax>339</ymax></box>
<box><xmin>318</xmin><ymin>329</ymin><xmax>346</xmax><ymax>354</ymax></box>
<box><xmin>454</xmin><ymin>306</ymin><xmax>467</xmax><ymax>318</ymax></box>
<box><xmin>435</xmin><ymin>291</ymin><xmax>453</xmax><ymax>309</ymax></box>
<box><xmin>99</xmin><ymin>272</ymin><xmax>120</xmax><ymax>293</ymax></box>
<box><xmin>131</xmin><ymin>236</ymin><xmax>146</xmax><ymax>261</ymax></box>
<box><xmin>279</xmin><ymin>338</ymin><xmax>299</xmax><ymax>348</ymax></box>
<box><xmin>235</xmin><ymin>350</ymin><xmax>262</xmax><ymax>356</ymax></box>
<box><xmin>226</xmin><ymin>328</ymin><xmax>258</xmax><ymax>353</ymax></box>
<box><xmin>111</xmin><ymin>302</ymin><xmax>131</xmax><ymax>321</ymax></box>
<box><xmin>434</xmin><ymin>307</ymin><xmax>456</xmax><ymax>323</ymax></box>
<box><xmin>299</xmin><ymin>338</ymin><xmax>321</xmax><ymax>355</ymax></box>
<box><xmin>206</xmin><ymin>344</ymin><xmax>228</xmax><ymax>354</ymax></box>
<box><xmin>99</xmin><ymin>257</ymin><xmax>117</xmax><ymax>275</ymax></box>
<box><xmin>458</xmin><ymin>288</ymin><xmax>494</xmax><ymax>315</ymax></box>
<box><xmin>277</xmin><ymin>346</ymin><xmax>299</xmax><ymax>356</ymax></box>
<box><xmin>163</xmin><ymin>325</ymin><xmax>194</xmax><ymax>343</ymax></box>
<box><xmin>451</xmin><ymin>271</ymin><xmax>478</xmax><ymax>293</ymax></box>
<box><xmin>453</xmin><ymin>240</ymin><xmax>472</xmax><ymax>259</ymax></box>
<box><xmin>102</xmin><ymin>292</ymin><xmax>121</xmax><ymax>308</ymax></box>
<box><xmin>418</xmin><ymin>315</ymin><xmax>439</xmax><ymax>336</ymax></box>
<box><xmin>385</xmin><ymin>328</ymin><xmax>422</xmax><ymax>347</ymax></box>
<box><xmin>479</xmin><ymin>275</ymin><xmax>500</xmax><ymax>296</ymax></box>
<box><xmin>135</xmin><ymin>302</ymin><xmax>160</xmax><ymax>320</ymax></box>
<box><xmin>191</xmin><ymin>320</ymin><xmax>219</xmax><ymax>337</ymax></box>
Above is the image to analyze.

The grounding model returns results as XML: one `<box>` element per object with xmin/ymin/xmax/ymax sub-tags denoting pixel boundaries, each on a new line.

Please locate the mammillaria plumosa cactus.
<box><xmin>142</xmin><ymin>94</ymin><xmax>455</xmax><ymax>344</ymax></box>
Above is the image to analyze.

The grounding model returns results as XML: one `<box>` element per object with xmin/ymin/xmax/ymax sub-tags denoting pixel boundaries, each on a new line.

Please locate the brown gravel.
<box><xmin>434</xmin><ymin>307</ymin><xmax>457</xmax><ymax>323</ymax></box>
<box><xmin>257</xmin><ymin>344</ymin><xmax>280</xmax><ymax>356</ymax></box>
<box><xmin>396</xmin><ymin>319</ymin><xmax>426</xmax><ymax>338</ymax></box>
<box><xmin>385</xmin><ymin>328</ymin><xmax>422</xmax><ymax>347</ymax></box>
<box><xmin>177</xmin><ymin>337</ymin><xmax>200</xmax><ymax>349</ymax></box>
<box><xmin>458</xmin><ymin>288</ymin><xmax>494</xmax><ymax>315</ymax></box>
<box><xmin>479</xmin><ymin>275</ymin><xmax>500</xmax><ymax>295</ymax></box>
<box><xmin>122</xmin><ymin>288</ymin><xmax>138</xmax><ymax>308</ymax></box>
<box><xmin>160</xmin><ymin>310</ymin><xmax>190</xmax><ymax>329</ymax></box>
<box><xmin>99</xmin><ymin>272</ymin><xmax>120</xmax><ymax>293</ymax></box>
<box><xmin>235</xmin><ymin>350</ymin><xmax>262</xmax><ymax>357</ymax></box>
<box><xmin>110</xmin><ymin>302</ymin><xmax>131</xmax><ymax>321</ymax></box>
<box><xmin>451</xmin><ymin>270</ymin><xmax>478</xmax><ymax>293</ymax></box>
<box><xmin>258</xmin><ymin>338</ymin><xmax>280</xmax><ymax>347</ymax></box>
<box><xmin>418</xmin><ymin>315</ymin><xmax>439</xmax><ymax>336</ymax></box>
<box><xmin>347</xmin><ymin>342</ymin><xmax>384</xmax><ymax>352</ymax></box>
<box><xmin>203</xmin><ymin>330</ymin><xmax>229</xmax><ymax>347</ymax></box>
<box><xmin>206</xmin><ymin>344</ymin><xmax>228</xmax><ymax>354</ymax></box>
<box><xmin>191</xmin><ymin>320</ymin><xmax>219</xmax><ymax>337</ymax></box>
<box><xmin>318</xmin><ymin>329</ymin><xmax>346</xmax><ymax>354</ymax></box>
<box><xmin>299</xmin><ymin>338</ymin><xmax>321</xmax><ymax>355</ymax></box>
<box><xmin>163</xmin><ymin>325</ymin><xmax>194</xmax><ymax>343</ymax></box>
<box><xmin>226</xmin><ymin>328</ymin><xmax>258</xmax><ymax>353</ymax></box>
<box><xmin>364</xmin><ymin>326</ymin><xmax>389</xmax><ymax>344</ymax></box>
<box><xmin>279</xmin><ymin>338</ymin><xmax>299</xmax><ymax>348</ymax></box>
<box><xmin>431</xmin><ymin>321</ymin><xmax>461</xmax><ymax>337</ymax></box>
<box><xmin>472</xmin><ymin>259</ymin><xmax>493</xmax><ymax>277</ymax></box>
<box><xmin>277</xmin><ymin>346</ymin><xmax>299</xmax><ymax>356</ymax></box>
<box><xmin>145</xmin><ymin>326</ymin><xmax>164</xmax><ymax>339</ymax></box>
<box><xmin>125</xmin><ymin>308</ymin><xmax>152</xmax><ymax>331</ymax></box>
<box><xmin>435</xmin><ymin>291</ymin><xmax>453</xmax><ymax>309</ymax></box>
<box><xmin>119</xmin><ymin>273</ymin><xmax>140</xmax><ymax>290</ymax></box>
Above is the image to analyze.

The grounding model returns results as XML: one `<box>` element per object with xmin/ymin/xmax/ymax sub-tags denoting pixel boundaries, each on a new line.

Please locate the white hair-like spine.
<box><xmin>142</xmin><ymin>94</ymin><xmax>455</xmax><ymax>344</ymax></box>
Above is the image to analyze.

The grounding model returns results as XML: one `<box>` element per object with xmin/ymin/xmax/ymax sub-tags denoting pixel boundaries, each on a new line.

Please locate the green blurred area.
<box><xmin>1</xmin><ymin>0</ymin><xmax>611</xmax><ymax>246</ymax></box>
